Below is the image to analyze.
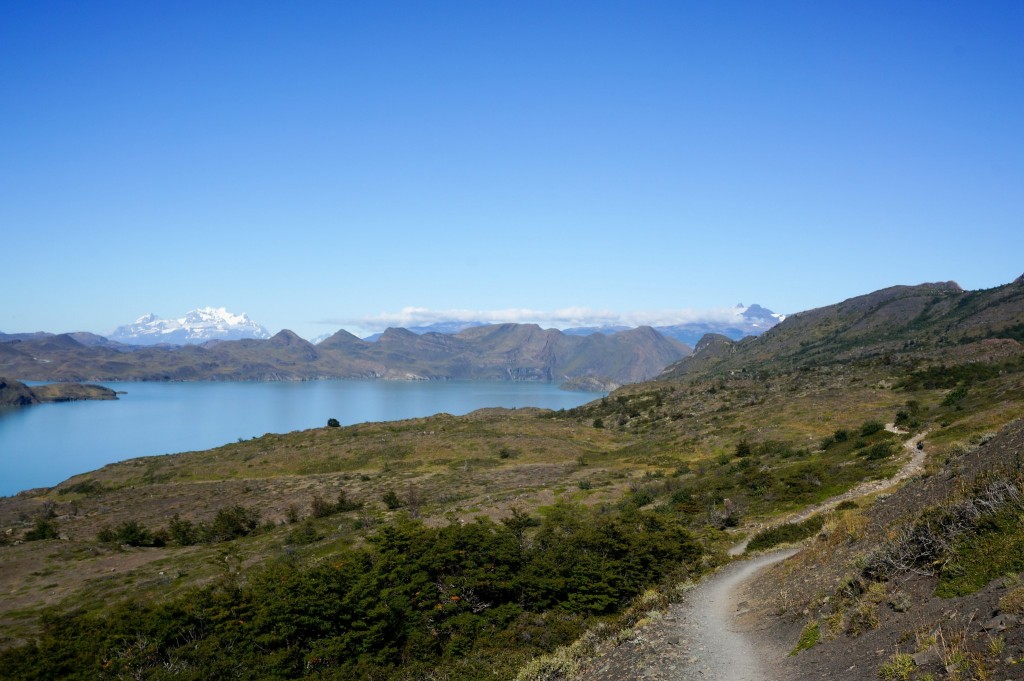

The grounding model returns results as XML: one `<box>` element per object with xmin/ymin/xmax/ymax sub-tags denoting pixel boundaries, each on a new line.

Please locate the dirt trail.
<box><xmin>668</xmin><ymin>549</ymin><xmax>799</xmax><ymax>680</ymax></box>
<box><xmin>579</xmin><ymin>550</ymin><xmax>798</xmax><ymax>680</ymax></box>
<box><xmin>579</xmin><ymin>428</ymin><xmax>929</xmax><ymax>680</ymax></box>
<box><xmin>727</xmin><ymin>425</ymin><xmax>927</xmax><ymax>556</ymax></box>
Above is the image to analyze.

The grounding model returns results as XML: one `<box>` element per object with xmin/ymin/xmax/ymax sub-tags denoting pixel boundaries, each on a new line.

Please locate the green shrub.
<box><xmin>168</xmin><ymin>514</ymin><xmax>199</xmax><ymax>545</ymax></box>
<box><xmin>863</xmin><ymin>442</ymin><xmax>895</xmax><ymax>460</ymax></box>
<box><xmin>941</xmin><ymin>386</ymin><xmax>968</xmax><ymax>407</ymax></box>
<box><xmin>879</xmin><ymin>652</ymin><xmax>914</xmax><ymax>680</ymax></box>
<box><xmin>628</xmin><ymin>486</ymin><xmax>656</xmax><ymax>507</ymax></box>
<box><xmin>201</xmin><ymin>505</ymin><xmax>261</xmax><ymax>542</ymax></box>
<box><xmin>310</xmin><ymin>493</ymin><xmax>335</xmax><ymax>518</ymax></box>
<box><xmin>286</xmin><ymin>520</ymin><xmax>322</xmax><ymax>545</ymax></box>
<box><xmin>24</xmin><ymin>518</ymin><xmax>58</xmax><ymax>541</ymax></box>
<box><xmin>327</xmin><ymin>418</ymin><xmax>341</xmax><ymax>427</ymax></box>
<box><xmin>747</xmin><ymin>515</ymin><xmax>825</xmax><ymax>552</ymax></box>
<box><xmin>97</xmin><ymin>520</ymin><xmax>166</xmax><ymax>547</ymax></box>
<box><xmin>790</xmin><ymin>621</ymin><xmax>820</xmax><ymax>655</ymax></box>
<box><xmin>335</xmin><ymin>490</ymin><xmax>362</xmax><ymax>512</ymax></box>
<box><xmin>860</xmin><ymin>421</ymin><xmax>884</xmax><ymax>437</ymax></box>
<box><xmin>56</xmin><ymin>480</ymin><xmax>107</xmax><ymax>496</ymax></box>
<box><xmin>846</xmin><ymin>602</ymin><xmax>879</xmax><ymax>636</ymax></box>
<box><xmin>1000</xmin><ymin>586</ymin><xmax>1024</xmax><ymax>614</ymax></box>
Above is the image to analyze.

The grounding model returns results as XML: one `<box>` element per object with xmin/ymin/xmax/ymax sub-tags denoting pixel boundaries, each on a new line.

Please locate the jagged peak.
<box><xmin>268</xmin><ymin>329</ymin><xmax>308</xmax><ymax>346</ymax></box>
<box><xmin>320</xmin><ymin>328</ymin><xmax>364</xmax><ymax>344</ymax></box>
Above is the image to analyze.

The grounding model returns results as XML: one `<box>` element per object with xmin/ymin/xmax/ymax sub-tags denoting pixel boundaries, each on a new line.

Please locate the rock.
<box><xmin>982</xmin><ymin>613</ymin><xmax>1018</xmax><ymax>631</ymax></box>
<box><xmin>913</xmin><ymin>646</ymin><xmax>939</xmax><ymax>666</ymax></box>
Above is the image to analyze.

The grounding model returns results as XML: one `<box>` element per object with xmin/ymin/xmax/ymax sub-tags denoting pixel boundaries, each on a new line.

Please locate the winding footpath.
<box><xmin>728</xmin><ymin>425</ymin><xmax>928</xmax><ymax>556</ymax></box>
<box><xmin>669</xmin><ymin>549</ymin><xmax>799</xmax><ymax>680</ymax></box>
<box><xmin>580</xmin><ymin>427</ymin><xmax>927</xmax><ymax>680</ymax></box>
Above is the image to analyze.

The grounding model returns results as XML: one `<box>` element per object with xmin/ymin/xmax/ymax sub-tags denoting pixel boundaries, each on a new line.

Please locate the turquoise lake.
<box><xmin>0</xmin><ymin>380</ymin><xmax>603</xmax><ymax>496</ymax></box>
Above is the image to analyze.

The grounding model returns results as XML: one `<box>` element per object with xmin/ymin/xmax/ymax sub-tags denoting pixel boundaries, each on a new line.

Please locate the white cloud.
<box><xmin>318</xmin><ymin>305</ymin><xmax>752</xmax><ymax>335</ymax></box>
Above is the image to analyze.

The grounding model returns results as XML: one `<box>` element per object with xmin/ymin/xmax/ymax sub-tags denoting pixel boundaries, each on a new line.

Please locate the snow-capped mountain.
<box><xmin>110</xmin><ymin>307</ymin><xmax>272</xmax><ymax>346</ymax></box>
<box><xmin>562</xmin><ymin>304</ymin><xmax>786</xmax><ymax>347</ymax></box>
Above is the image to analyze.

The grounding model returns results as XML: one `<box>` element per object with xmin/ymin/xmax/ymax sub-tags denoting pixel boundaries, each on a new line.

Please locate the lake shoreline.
<box><xmin>1</xmin><ymin>379</ymin><xmax>604</xmax><ymax>497</ymax></box>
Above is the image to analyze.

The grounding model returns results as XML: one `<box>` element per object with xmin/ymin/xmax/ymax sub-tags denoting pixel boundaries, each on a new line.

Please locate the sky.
<box><xmin>2</xmin><ymin>1</ymin><xmax>1022</xmax><ymax>340</ymax></box>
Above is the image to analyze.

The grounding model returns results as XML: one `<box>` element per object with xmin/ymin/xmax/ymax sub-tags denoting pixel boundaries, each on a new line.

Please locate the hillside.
<box><xmin>661</xmin><ymin>275</ymin><xmax>1024</xmax><ymax>380</ymax></box>
<box><xmin>0</xmin><ymin>323</ymin><xmax>691</xmax><ymax>388</ymax></box>
<box><xmin>0</xmin><ymin>276</ymin><xmax>1022</xmax><ymax>680</ymax></box>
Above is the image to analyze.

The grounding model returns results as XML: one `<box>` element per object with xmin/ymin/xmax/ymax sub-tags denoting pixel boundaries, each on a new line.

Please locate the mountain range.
<box><xmin>356</xmin><ymin>304</ymin><xmax>784</xmax><ymax>346</ymax></box>
<box><xmin>0</xmin><ymin>323</ymin><xmax>691</xmax><ymax>389</ymax></box>
<box><xmin>0</xmin><ymin>302</ymin><xmax>785</xmax><ymax>389</ymax></box>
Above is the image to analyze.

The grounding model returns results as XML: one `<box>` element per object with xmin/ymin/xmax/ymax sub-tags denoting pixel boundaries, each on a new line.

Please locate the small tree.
<box><xmin>327</xmin><ymin>418</ymin><xmax>341</xmax><ymax>428</ymax></box>
<box><xmin>168</xmin><ymin>514</ymin><xmax>199</xmax><ymax>545</ymax></box>
<box><xmin>310</xmin><ymin>493</ymin><xmax>335</xmax><ymax>518</ymax></box>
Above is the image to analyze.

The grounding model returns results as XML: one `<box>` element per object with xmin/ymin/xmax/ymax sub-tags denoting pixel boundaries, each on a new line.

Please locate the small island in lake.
<box><xmin>0</xmin><ymin>377</ymin><xmax>117</xmax><ymax>406</ymax></box>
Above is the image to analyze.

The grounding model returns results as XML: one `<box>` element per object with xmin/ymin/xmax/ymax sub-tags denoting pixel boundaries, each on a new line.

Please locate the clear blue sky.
<box><xmin>2</xmin><ymin>1</ymin><xmax>1022</xmax><ymax>339</ymax></box>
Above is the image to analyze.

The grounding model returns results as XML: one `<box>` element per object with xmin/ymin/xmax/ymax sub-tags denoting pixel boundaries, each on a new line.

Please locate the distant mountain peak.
<box><xmin>110</xmin><ymin>307</ymin><xmax>271</xmax><ymax>346</ymax></box>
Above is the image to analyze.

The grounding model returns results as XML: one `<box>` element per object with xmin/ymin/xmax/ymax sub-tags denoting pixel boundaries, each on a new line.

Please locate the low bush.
<box><xmin>864</xmin><ymin>465</ymin><xmax>1024</xmax><ymax>594</ymax></box>
<box><xmin>746</xmin><ymin>515</ymin><xmax>825</xmax><ymax>552</ymax></box>
<box><xmin>24</xmin><ymin>518</ymin><xmax>59</xmax><ymax>541</ymax></box>
<box><xmin>97</xmin><ymin>519</ymin><xmax>164</xmax><ymax>547</ymax></box>
<box><xmin>860</xmin><ymin>420</ymin><xmax>884</xmax><ymax>437</ymax></box>
<box><xmin>56</xmin><ymin>480</ymin><xmax>107</xmax><ymax>496</ymax></box>
<box><xmin>285</xmin><ymin>520</ymin><xmax>322</xmax><ymax>545</ymax></box>
<box><xmin>1000</xmin><ymin>586</ymin><xmax>1024</xmax><ymax>614</ymax></box>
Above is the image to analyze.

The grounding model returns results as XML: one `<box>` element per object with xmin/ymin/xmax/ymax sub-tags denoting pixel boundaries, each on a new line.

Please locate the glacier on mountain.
<box><xmin>110</xmin><ymin>307</ymin><xmax>272</xmax><ymax>345</ymax></box>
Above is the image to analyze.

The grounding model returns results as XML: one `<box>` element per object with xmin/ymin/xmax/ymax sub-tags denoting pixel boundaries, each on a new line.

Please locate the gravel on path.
<box><xmin>578</xmin><ymin>549</ymin><xmax>798</xmax><ymax>681</ymax></box>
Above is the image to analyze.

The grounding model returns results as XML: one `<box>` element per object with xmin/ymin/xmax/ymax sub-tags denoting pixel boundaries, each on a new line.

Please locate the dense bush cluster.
<box><xmin>97</xmin><ymin>505</ymin><xmax>264</xmax><ymax>548</ymax></box>
<box><xmin>0</xmin><ymin>503</ymin><xmax>700</xmax><ymax>680</ymax></box>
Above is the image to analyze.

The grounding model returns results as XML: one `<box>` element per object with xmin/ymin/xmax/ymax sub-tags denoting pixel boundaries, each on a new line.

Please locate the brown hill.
<box><xmin>662</xmin><ymin>276</ymin><xmax>1024</xmax><ymax>379</ymax></box>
